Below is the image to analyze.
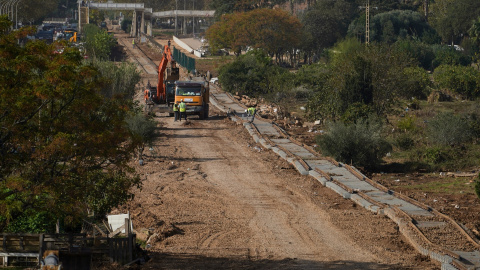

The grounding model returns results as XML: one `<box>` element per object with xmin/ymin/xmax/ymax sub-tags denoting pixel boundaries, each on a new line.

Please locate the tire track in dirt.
<box><xmin>166</xmin><ymin>118</ymin><xmax>378</xmax><ymax>266</ymax></box>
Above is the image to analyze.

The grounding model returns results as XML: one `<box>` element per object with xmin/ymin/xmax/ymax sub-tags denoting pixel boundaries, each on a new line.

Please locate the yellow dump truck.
<box><xmin>173</xmin><ymin>78</ymin><xmax>209</xmax><ymax>119</ymax></box>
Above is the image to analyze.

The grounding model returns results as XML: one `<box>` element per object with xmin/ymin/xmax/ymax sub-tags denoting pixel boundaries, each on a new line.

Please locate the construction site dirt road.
<box><xmin>110</xmin><ymin>31</ymin><xmax>439</xmax><ymax>269</ymax></box>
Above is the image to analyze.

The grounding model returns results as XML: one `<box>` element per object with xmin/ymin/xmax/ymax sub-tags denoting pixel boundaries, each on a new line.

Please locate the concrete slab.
<box><xmin>415</xmin><ymin>221</ymin><xmax>447</xmax><ymax>228</ymax></box>
<box><xmin>454</xmin><ymin>251</ymin><xmax>480</xmax><ymax>268</ymax></box>
<box><xmin>365</xmin><ymin>191</ymin><xmax>433</xmax><ymax>216</ymax></box>
<box><xmin>270</xmin><ymin>139</ymin><xmax>316</xmax><ymax>159</ymax></box>
<box><xmin>255</xmin><ymin>122</ymin><xmax>281</xmax><ymax>136</ymax></box>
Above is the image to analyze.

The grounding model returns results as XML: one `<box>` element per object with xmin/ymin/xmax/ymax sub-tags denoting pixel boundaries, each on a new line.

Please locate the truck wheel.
<box><xmin>198</xmin><ymin>111</ymin><xmax>204</xmax><ymax>120</ymax></box>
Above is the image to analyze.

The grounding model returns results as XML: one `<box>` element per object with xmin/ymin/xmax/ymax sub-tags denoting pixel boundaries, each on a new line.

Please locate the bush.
<box><xmin>395</xmin><ymin>133</ymin><xmax>416</xmax><ymax>150</ymax></box>
<box><xmin>427</xmin><ymin>112</ymin><xmax>473</xmax><ymax>146</ymax></box>
<box><xmin>432</xmin><ymin>45</ymin><xmax>472</xmax><ymax>68</ymax></box>
<box><xmin>4</xmin><ymin>209</ymin><xmax>57</xmax><ymax>233</ymax></box>
<box><xmin>433</xmin><ymin>65</ymin><xmax>480</xmax><ymax>99</ymax></box>
<box><xmin>317</xmin><ymin>118</ymin><xmax>392</xmax><ymax>170</ymax></box>
<box><xmin>397</xmin><ymin>115</ymin><xmax>417</xmax><ymax>132</ymax></box>
<box><xmin>125</xmin><ymin>113</ymin><xmax>157</xmax><ymax>159</ymax></box>
<box><xmin>401</xmin><ymin>67</ymin><xmax>432</xmax><ymax>99</ymax></box>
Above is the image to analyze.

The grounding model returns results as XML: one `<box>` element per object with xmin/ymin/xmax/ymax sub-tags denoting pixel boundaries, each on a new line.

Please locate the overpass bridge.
<box><xmin>77</xmin><ymin>1</ymin><xmax>214</xmax><ymax>37</ymax></box>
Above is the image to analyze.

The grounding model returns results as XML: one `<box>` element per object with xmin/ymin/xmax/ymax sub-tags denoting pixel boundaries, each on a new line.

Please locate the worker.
<box><xmin>168</xmin><ymin>40</ymin><xmax>171</xmax><ymax>47</ymax></box>
<box><xmin>173</xmin><ymin>101</ymin><xmax>179</xmax><ymax>121</ymax></box>
<box><xmin>179</xmin><ymin>99</ymin><xmax>187</xmax><ymax>121</ymax></box>
<box><xmin>247</xmin><ymin>106</ymin><xmax>256</xmax><ymax>123</ymax></box>
<box><xmin>144</xmin><ymin>88</ymin><xmax>151</xmax><ymax>103</ymax></box>
<box><xmin>132</xmin><ymin>39</ymin><xmax>135</xmax><ymax>49</ymax></box>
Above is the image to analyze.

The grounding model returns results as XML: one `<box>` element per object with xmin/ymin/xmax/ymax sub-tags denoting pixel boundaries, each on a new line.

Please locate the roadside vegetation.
<box><xmin>0</xmin><ymin>16</ymin><xmax>156</xmax><ymax>233</ymax></box>
<box><xmin>204</xmin><ymin>0</ymin><xmax>480</xmax><ymax>198</ymax></box>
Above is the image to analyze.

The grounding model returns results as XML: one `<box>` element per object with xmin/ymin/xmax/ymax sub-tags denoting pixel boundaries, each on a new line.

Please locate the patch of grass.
<box><xmin>136</xmin><ymin>238</ymin><xmax>147</xmax><ymax>249</ymax></box>
<box><xmin>394</xmin><ymin>177</ymin><xmax>475</xmax><ymax>194</ymax></box>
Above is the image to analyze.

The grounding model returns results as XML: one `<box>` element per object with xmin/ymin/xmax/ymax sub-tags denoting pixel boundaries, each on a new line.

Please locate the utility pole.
<box><xmin>424</xmin><ymin>0</ymin><xmax>429</xmax><ymax>22</ymax></box>
<box><xmin>175</xmin><ymin>0</ymin><xmax>177</xmax><ymax>35</ymax></box>
<box><xmin>365</xmin><ymin>0</ymin><xmax>370</xmax><ymax>44</ymax></box>
<box><xmin>192</xmin><ymin>0</ymin><xmax>195</xmax><ymax>37</ymax></box>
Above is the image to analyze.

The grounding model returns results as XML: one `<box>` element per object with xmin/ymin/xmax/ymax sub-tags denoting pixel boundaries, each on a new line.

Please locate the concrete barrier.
<box><xmin>350</xmin><ymin>194</ymin><xmax>382</xmax><ymax>214</ymax></box>
<box><xmin>173</xmin><ymin>36</ymin><xmax>193</xmax><ymax>53</ymax></box>
<box><xmin>292</xmin><ymin>160</ymin><xmax>309</xmax><ymax>176</ymax></box>
<box><xmin>309</xmin><ymin>170</ymin><xmax>328</xmax><ymax>186</ymax></box>
<box><xmin>326</xmin><ymin>182</ymin><xmax>351</xmax><ymax>199</ymax></box>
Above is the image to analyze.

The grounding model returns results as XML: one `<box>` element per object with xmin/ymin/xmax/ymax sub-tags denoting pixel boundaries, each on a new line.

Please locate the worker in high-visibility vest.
<box><xmin>173</xmin><ymin>102</ymin><xmax>179</xmax><ymax>121</ymax></box>
<box><xmin>247</xmin><ymin>106</ymin><xmax>256</xmax><ymax>123</ymax></box>
<box><xmin>179</xmin><ymin>99</ymin><xmax>187</xmax><ymax>121</ymax></box>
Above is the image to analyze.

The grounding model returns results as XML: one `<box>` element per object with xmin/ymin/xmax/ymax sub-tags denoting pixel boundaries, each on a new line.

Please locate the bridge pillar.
<box><xmin>140</xmin><ymin>11</ymin><xmax>145</xmax><ymax>34</ymax></box>
<box><xmin>146</xmin><ymin>18</ymin><xmax>152</xmax><ymax>36</ymax></box>
<box><xmin>77</xmin><ymin>0</ymin><xmax>89</xmax><ymax>33</ymax></box>
<box><xmin>131</xmin><ymin>10</ymin><xmax>137</xmax><ymax>37</ymax></box>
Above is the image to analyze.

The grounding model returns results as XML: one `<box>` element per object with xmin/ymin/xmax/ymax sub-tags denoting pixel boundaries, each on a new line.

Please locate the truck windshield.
<box><xmin>176</xmin><ymin>87</ymin><xmax>201</xmax><ymax>96</ymax></box>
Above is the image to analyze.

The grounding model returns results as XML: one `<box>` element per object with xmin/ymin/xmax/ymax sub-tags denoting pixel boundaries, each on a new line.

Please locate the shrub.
<box><xmin>431</xmin><ymin>45</ymin><xmax>472</xmax><ymax>68</ymax></box>
<box><xmin>427</xmin><ymin>112</ymin><xmax>473</xmax><ymax>146</ymax></box>
<box><xmin>5</xmin><ymin>209</ymin><xmax>57</xmax><ymax>233</ymax></box>
<box><xmin>401</xmin><ymin>67</ymin><xmax>432</xmax><ymax>99</ymax></box>
<box><xmin>125</xmin><ymin>113</ymin><xmax>157</xmax><ymax>159</ymax></box>
<box><xmin>433</xmin><ymin>65</ymin><xmax>480</xmax><ymax>99</ymax></box>
<box><xmin>397</xmin><ymin>115</ymin><xmax>417</xmax><ymax>132</ymax></box>
<box><xmin>317</xmin><ymin>118</ymin><xmax>392</xmax><ymax>170</ymax></box>
<box><xmin>395</xmin><ymin>133</ymin><xmax>416</xmax><ymax>150</ymax></box>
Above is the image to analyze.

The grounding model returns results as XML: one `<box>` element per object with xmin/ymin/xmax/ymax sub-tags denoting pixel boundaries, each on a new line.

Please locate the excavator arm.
<box><xmin>156</xmin><ymin>45</ymin><xmax>177</xmax><ymax>102</ymax></box>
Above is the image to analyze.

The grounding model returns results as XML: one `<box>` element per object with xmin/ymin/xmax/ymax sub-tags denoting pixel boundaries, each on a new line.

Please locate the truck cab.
<box><xmin>174</xmin><ymin>80</ymin><xmax>209</xmax><ymax>119</ymax></box>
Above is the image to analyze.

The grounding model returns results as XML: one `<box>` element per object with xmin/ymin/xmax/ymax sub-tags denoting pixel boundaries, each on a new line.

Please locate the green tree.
<box><xmin>83</xmin><ymin>24</ymin><xmax>117</xmax><ymax>61</ymax></box>
<box><xmin>218</xmin><ymin>49</ymin><xmax>273</xmax><ymax>96</ymax></box>
<box><xmin>92</xmin><ymin>60</ymin><xmax>141</xmax><ymax>99</ymax></box>
<box><xmin>348</xmin><ymin>10</ymin><xmax>440</xmax><ymax>44</ymax></box>
<box><xmin>433</xmin><ymin>64</ymin><xmax>480</xmax><ymax>98</ymax></box>
<box><xmin>0</xmin><ymin>19</ymin><xmax>141</xmax><ymax>231</ymax></box>
<box><xmin>306</xmin><ymin>40</ymin><xmax>418</xmax><ymax>121</ymax></box>
<box><xmin>429</xmin><ymin>0</ymin><xmax>480</xmax><ymax>44</ymax></box>
<box><xmin>206</xmin><ymin>8</ymin><xmax>302</xmax><ymax>59</ymax></box>
<box><xmin>301</xmin><ymin>0</ymin><xmax>356</xmax><ymax>56</ymax></box>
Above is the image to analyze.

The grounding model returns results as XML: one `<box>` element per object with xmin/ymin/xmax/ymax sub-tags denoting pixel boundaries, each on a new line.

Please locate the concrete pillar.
<box><xmin>140</xmin><ymin>11</ymin><xmax>145</xmax><ymax>34</ymax></box>
<box><xmin>183</xmin><ymin>16</ymin><xmax>186</xmax><ymax>35</ymax></box>
<box><xmin>131</xmin><ymin>10</ymin><xmax>137</xmax><ymax>37</ymax></box>
<box><xmin>146</xmin><ymin>18</ymin><xmax>152</xmax><ymax>36</ymax></box>
<box><xmin>77</xmin><ymin>0</ymin><xmax>89</xmax><ymax>34</ymax></box>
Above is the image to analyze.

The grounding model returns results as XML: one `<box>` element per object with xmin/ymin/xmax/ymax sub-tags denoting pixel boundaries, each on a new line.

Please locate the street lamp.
<box><xmin>175</xmin><ymin>0</ymin><xmax>177</xmax><ymax>36</ymax></box>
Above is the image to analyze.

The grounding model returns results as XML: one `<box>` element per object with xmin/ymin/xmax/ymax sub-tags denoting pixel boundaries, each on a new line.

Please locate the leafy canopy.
<box><xmin>206</xmin><ymin>8</ymin><xmax>302</xmax><ymax>57</ymax></box>
<box><xmin>0</xmin><ymin>17</ymin><xmax>141</xmax><ymax>232</ymax></box>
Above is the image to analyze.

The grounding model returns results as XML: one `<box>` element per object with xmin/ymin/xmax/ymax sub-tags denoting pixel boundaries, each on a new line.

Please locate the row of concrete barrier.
<box><xmin>208</xmin><ymin>85</ymin><xmax>477</xmax><ymax>270</ymax></box>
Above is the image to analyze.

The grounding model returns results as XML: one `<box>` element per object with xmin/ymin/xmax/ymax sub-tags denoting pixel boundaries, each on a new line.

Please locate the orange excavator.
<box><xmin>144</xmin><ymin>45</ymin><xmax>179</xmax><ymax>113</ymax></box>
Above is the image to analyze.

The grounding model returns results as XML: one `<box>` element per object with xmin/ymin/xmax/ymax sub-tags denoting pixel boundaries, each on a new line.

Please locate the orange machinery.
<box><xmin>145</xmin><ymin>45</ymin><xmax>179</xmax><ymax>108</ymax></box>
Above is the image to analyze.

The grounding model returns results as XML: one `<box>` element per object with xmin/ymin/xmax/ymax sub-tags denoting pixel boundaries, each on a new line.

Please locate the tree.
<box><xmin>206</xmin><ymin>8</ymin><xmax>302</xmax><ymax>60</ymax></box>
<box><xmin>218</xmin><ymin>50</ymin><xmax>273</xmax><ymax>96</ymax></box>
<box><xmin>301</xmin><ymin>0</ymin><xmax>357</xmax><ymax>57</ymax></box>
<box><xmin>83</xmin><ymin>24</ymin><xmax>117</xmax><ymax>61</ymax></box>
<box><xmin>306</xmin><ymin>39</ymin><xmax>418</xmax><ymax>121</ymax></box>
<box><xmin>0</xmin><ymin>19</ymin><xmax>141</xmax><ymax>232</ymax></box>
<box><xmin>348</xmin><ymin>10</ymin><xmax>439</xmax><ymax>44</ymax></box>
<box><xmin>429</xmin><ymin>0</ymin><xmax>480</xmax><ymax>44</ymax></box>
